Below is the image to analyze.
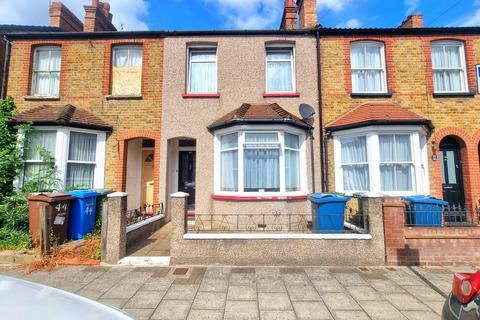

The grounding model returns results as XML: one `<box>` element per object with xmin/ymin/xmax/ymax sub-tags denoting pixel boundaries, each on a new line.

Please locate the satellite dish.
<box><xmin>299</xmin><ymin>103</ymin><xmax>315</xmax><ymax>119</ymax></box>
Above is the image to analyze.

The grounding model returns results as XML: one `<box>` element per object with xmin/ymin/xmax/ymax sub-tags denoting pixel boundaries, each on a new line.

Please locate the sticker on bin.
<box><xmin>54</xmin><ymin>216</ymin><xmax>65</xmax><ymax>225</ymax></box>
<box><xmin>85</xmin><ymin>204</ymin><xmax>94</xmax><ymax>216</ymax></box>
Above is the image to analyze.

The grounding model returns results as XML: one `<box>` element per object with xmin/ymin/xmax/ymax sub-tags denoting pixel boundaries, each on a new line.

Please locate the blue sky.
<box><xmin>0</xmin><ymin>0</ymin><xmax>479</xmax><ymax>31</ymax></box>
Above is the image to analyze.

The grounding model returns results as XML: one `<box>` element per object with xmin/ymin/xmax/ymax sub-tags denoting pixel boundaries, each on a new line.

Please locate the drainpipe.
<box><xmin>1</xmin><ymin>35</ymin><xmax>11</xmax><ymax>100</ymax></box>
<box><xmin>309</xmin><ymin>129</ymin><xmax>316</xmax><ymax>193</ymax></box>
<box><xmin>315</xmin><ymin>30</ymin><xmax>326</xmax><ymax>192</ymax></box>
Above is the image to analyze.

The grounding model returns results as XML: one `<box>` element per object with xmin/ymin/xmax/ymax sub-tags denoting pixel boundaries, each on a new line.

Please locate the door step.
<box><xmin>117</xmin><ymin>256</ymin><xmax>170</xmax><ymax>266</ymax></box>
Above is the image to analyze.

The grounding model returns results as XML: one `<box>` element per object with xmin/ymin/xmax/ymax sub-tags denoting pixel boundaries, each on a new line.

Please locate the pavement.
<box><xmin>0</xmin><ymin>264</ymin><xmax>474</xmax><ymax>320</ymax></box>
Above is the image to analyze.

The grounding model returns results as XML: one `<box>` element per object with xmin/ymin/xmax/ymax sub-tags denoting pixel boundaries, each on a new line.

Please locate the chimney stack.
<box><xmin>297</xmin><ymin>0</ymin><xmax>317</xmax><ymax>29</ymax></box>
<box><xmin>280</xmin><ymin>0</ymin><xmax>297</xmax><ymax>30</ymax></box>
<box><xmin>84</xmin><ymin>0</ymin><xmax>117</xmax><ymax>32</ymax></box>
<box><xmin>49</xmin><ymin>1</ymin><xmax>84</xmax><ymax>32</ymax></box>
<box><xmin>398</xmin><ymin>14</ymin><xmax>423</xmax><ymax>28</ymax></box>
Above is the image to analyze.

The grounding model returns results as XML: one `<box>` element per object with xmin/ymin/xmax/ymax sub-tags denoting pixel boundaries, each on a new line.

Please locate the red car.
<box><xmin>442</xmin><ymin>271</ymin><xmax>480</xmax><ymax>320</ymax></box>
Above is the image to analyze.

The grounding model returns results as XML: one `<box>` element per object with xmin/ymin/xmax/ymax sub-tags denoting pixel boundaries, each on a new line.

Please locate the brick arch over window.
<box><xmin>432</xmin><ymin>127</ymin><xmax>478</xmax><ymax>207</ymax></box>
<box><xmin>116</xmin><ymin>130</ymin><xmax>161</xmax><ymax>204</ymax></box>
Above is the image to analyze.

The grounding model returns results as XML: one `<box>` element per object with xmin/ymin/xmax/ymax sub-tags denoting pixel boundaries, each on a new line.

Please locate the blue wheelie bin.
<box><xmin>67</xmin><ymin>190</ymin><xmax>100</xmax><ymax>240</ymax></box>
<box><xmin>402</xmin><ymin>195</ymin><xmax>448</xmax><ymax>226</ymax></box>
<box><xmin>308</xmin><ymin>193</ymin><xmax>351</xmax><ymax>233</ymax></box>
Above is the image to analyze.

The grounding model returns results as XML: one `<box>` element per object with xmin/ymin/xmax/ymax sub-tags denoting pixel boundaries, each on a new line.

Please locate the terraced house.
<box><xmin>4</xmin><ymin>0</ymin><xmax>480</xmax><ymax>265</ymax></box>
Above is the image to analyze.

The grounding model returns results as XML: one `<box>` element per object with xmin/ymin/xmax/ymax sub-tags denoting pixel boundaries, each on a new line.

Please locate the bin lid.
<box><xmin>402</xmin><ymin>195</ymin><xmax>448</xmax><ymax>206</ymax></box>
<box><xmin>27</xmin><ymin>192</ymin><xmax>74</xmax><ymax>203</ymax></box>
<box><xmin>68</xmin><ymin>190</ymin><xmax>100</xmax><ymax>199</ymax></box>
<box><xmin>308</xmin><ymin>193</ymin><xmax>351</xmax><ymax>203</ymax></box>
<box><xmin>90</xmin><ymin>188</ymin><xmax>114</xmax><ymax>196</ymax></box>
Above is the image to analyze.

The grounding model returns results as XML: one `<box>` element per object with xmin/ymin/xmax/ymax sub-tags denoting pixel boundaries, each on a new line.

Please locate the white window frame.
<box><xmin>333</xmin><ymin>125</ymin><xmax>429</xmax><ymax>197</ymax></box>
<box><xmin>31</xmin><ymin>46</ymin><xmax>61</xmax><ymax>97</ymax></box>
<box><xmin>187</xmin><ymin>46</ymin><xmax>218</xmax><ymax>94</ymax></box>
<box><xmin>16</xmin><ymin>126</ymin><xmax>106</xmax><ymax>190</ymax></box>
<box><xmin>431</xmin><ymin>41</ymin><xmax>469</xmax><ymax>93</ymax></box>
<box><xmin>112</xmin><ymin>45</ymin><xmax>143</xmax><ymax>68</ymax></box>
<box><xmin>350</xmin><ymin>41</ymin><xmax>388</xmax><ymax>94</ymax></box>
<box><xmin>265</xmin><ymin>44</ymin><xmax>296</xmax><ymax>93</ymax></box>
<box><xmin>214</xmin><ymin>125</ymin><xmax>307</xmax><ymax>197</ymax></box>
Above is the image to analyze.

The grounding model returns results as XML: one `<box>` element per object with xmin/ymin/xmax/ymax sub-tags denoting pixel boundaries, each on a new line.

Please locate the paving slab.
<box><xmin>292</xmin><ymin>301</ymin><xmax>333</xmax><ymax>320</ymax></box>
<box><xmin>358</xmin><ymin>300</ymin><xmax>407</xmax><ymax>320</ymax></box>
<box><xmin>227</xmin><ymin>285</ymin><xmax>257</xmax><ymax>301</ymax></box>
<box><xmin>287</xmin><ymin>285</ymin><xmax>321</xmax><ymax>301</ymax></box>
<box><xmin>199</xmin><ymin>279</ymin><xmax>228</xmax><ymax>292</ymax></box>
<box><xmin>192</xmin><ymin>292</ymin><xmax>226</xmax><ymax>310</ymax></box>
<box><xmin>124</xmin><ymin>290</ymin><xmax>166</xmax><ymax>309</ymax></box>
<box><xmin>332</xmin><ymin>310</ymin><xmax>371</xmax><ymax>320</ymax></box>
<box><xmin>123</xmin><ymin>308</ymin><xmax>155</xmax><ymax>320</ymax></box>
<box><xmin>163</xmin><ymin>284</ymin><xmax>199</xmax><ymax>300</ymax></box>
<box><xmin>187</xmin><ymin>309</ymin><xmax>223</xmax><ymax>320</ymax></box>
<box><xmin>224</xmin><ymin>300</ymin><xmax>259</xmax><ymax>320</ymax></box>
<box><xmin>346</xmin><ymin>285</ymin><xmax>383</xmax><ymax>301</ymax></box>
<box><xmin>384</xmin><ymin>293</ymin><xmax>430</xmax><ymax>311</ymax></box>
<box><xmin>260</xmin><ymin>310</ymin><xmax>296</xmax><ymax>320</ymax></box>
<box><xmin>321</xmin><ymin>292</ymin><xmax>362</xmax><ymax>311</ymax></box>
<box><xmin>258</xmin><ymin>292</ymin><xmax>293</xmax><ymax>311</ymax></box>
<box><xmin>151</xmin><ymin>299</ymin><xmax>192</xmax><ymax>320</ymax></box>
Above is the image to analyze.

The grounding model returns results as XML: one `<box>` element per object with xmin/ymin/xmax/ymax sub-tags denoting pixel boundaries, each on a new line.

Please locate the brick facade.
<box><xmin>6</xmin><ymin>37</ymin><xmax>164</xmax><ymax>200</ymax></box>
<box><xmin>322</xmin><ymin>33</ymin><xmax>480</xmax><ymax>205</ymax></box>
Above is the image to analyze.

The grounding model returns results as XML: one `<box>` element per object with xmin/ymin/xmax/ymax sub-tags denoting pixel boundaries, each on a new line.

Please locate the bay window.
<box><xmin>350</xmin><ymin>41</ymin><xmax>387</xmax><ymax>93</ymax></box>
<box><xmin>431</xmin><ymin>41</ymin><xmax>468</xmax><ymax>93</ymax></box>
<box><xmin>334</xmin><ymin>127</ymin><xmax>429</xmax><ymax>196</ymax></box>
<box><xmin>31</xmin><ymin>46</ymin><xmax>61</xmax><ymax>97</ymax></box>
<box><xmin>266</xmin><ymin>46</ymin><xmax>295</xmax><ymax>93</ymax></box>
<box><xmin>215</xmin><ymin>127</ymin><xmax>306</xmax><ymax>196</ymax></box>
<box><xmin>20</xmin><ymin>127</ymin><xmax>106</xmax><ymax>190</ymax></box>
<box><xmin>187</xmin><ymin>47</ymin><xmax>217</xmax><ymax>94</ymax></box>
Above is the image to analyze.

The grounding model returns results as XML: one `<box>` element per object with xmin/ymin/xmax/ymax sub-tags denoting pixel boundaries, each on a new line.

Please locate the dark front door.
<box><xmin>440</xmin><ymin>138</ymin><xmax>465</xmax><ymax>207</ymax></box>
<box><xmin>178</xmin><ymin>151</ymin><xmax>196</xmax><ymax>207</ymax></box>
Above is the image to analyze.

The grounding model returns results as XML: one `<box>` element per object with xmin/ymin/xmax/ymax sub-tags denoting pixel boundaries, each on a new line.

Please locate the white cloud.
<box><xmin>337</xmin><ymin>18</ymin><xmax>361</xmax><ymax>28</ymax></box>
<box><xmin>204</xmin><ymin>0</ymin><xmax>282</xmax><ymax>29</ymax></box>
<box><xmin>450</xmin><ymin>8</ymin><xmax>480</xmax><ymax>26</ymax></box>
<box><xmin>404</xmin><ymin>0</ymin><xmax>420</xmax><ymax>15</ymax></box>
<box><xmin>0</xmin><ymin>0</ymin><xmax>149</xmax><ymax>31</ymax></box>
<box><xmin>317</xmin><ymin>0</ymin><xmax>351</xmax><ymax>12</ymax></box>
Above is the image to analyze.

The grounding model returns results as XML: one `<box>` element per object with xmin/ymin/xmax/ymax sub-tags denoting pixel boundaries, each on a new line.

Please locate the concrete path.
<box><xmin>0</xmin><ymin>264</ymin><xmax>475</xmax><ymax>320</ymax></box>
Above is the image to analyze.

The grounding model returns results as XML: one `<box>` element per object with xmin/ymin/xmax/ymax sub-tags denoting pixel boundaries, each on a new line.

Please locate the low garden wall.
<box><xmin>169</xmin><ymin>193</ymin><xmax>386</xmax><ymax>266</ymax></box>
<box><xmin>126</xmin><ymin>214</ymin><xmax>166</xmax><ymax>249</ymax></box>
<box><xmin>383</xmin><ymin>197</ymin><xmax>480</xmax><ymax>266</ymax></box>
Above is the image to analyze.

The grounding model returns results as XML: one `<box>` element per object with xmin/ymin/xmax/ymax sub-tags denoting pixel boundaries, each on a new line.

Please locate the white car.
<box><xmin>0</xmin><ymin>275</ymin><xmax>134</xmax><ymax>320</ymax></box>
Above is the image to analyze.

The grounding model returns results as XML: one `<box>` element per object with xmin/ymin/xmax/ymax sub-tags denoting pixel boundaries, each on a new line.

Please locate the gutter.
<box><xmin>1</xmin><ymin>35</ymin><xmax>11</xmax><ymax>99</ymax></box>
<box><xmin>315</xmin><ymin>30</ymin><xmax>326</xmax><ymax>192</ymax></box>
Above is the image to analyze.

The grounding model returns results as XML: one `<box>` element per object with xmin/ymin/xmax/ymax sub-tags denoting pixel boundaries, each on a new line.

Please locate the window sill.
<box><xmin>211</xmin><ymin>194</ymin><xmax>308</xmax><ymax>201</ymax></box>
<box><xmin>433</xmin><ymin>92</ymin><xmax>475</xmax><ymax>98</ymax></box>
<box><xmin>105</xmin><ymin>94</ymin><xmax>143</xmax><ymax>100</ymax></box>
<box><xmin>24</xmin><ymin>96</ymin><xmax>60</xmax><ymax>101</ymax></box>
<box><xmin>182</xmin><ymin>93</ymin><xmax>220</xmax><ymax>99</ymax></box>
<box><xmin>350</xmin><ymin>92</ymin><xmax>392</xmax><ymax>98</ymax></box>
<box><xmin>263</xmin><ymin>92</ymin><xmax>300</xmax><ymax>98</ymax></box>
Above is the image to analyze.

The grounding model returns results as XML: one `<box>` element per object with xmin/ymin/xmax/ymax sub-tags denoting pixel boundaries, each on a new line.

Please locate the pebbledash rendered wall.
<box><xmin>6</xmin><ymin>36</ymin><xmax>164</xmax><ymax>200</ymax></box>
<box><xmin>321</xmin><ymin>32</ymin><xmax>480</xmax><ymax>206</ymax></box>
<box><xmin>159</xmin><ymin>34</ymin><xmax>321</xmax><ymax>219</ymax></box>
<box><xmin>169</xmin><ymin>194</ymin><xmax>386</xmax><ymax>266</ymax></box>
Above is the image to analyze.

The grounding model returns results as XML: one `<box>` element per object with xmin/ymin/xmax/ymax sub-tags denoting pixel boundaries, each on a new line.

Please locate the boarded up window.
<box><xmin>112</xmin><ymin>45</ymin><xmax>142</xmax><ymax>95</ymax></box>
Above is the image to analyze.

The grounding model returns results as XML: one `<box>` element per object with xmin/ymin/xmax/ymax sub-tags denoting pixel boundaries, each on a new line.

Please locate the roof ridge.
<box><xmin>57</xmin><ymin>104</ymin><xmax>76</xmax><ymax>123</ymax></box>
<box><xmin>270</xmin><ymin>103</ymin><xmax>292</xmax><ymax>119</ymax></box>
<box><xmin>237</xmin><ymin>103</ymin><xmax>251</xmax><ymax>119</ymax></box>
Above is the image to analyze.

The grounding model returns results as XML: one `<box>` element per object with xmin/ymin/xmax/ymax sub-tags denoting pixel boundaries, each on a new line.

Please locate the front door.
<box><xmin>141</xmin><ymin>150</ymin><xmax>154</xmax><ymax>207</ymax></box>
<box><xmin>440</xmin><ymin>139</ymin><xmax>465</xmax><ymax>207</ymax></box>
<box><xmin>178</xmin><ymin>151</ymin><xmax>196</xmax><ymax>207</ymax></box>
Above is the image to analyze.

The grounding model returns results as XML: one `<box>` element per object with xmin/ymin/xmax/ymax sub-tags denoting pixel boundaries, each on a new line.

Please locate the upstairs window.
<box><xmin>350</xmin><ymin>41</ymin><xmax>387</xmax><ymax>93</ymax></box>
<box><xmin>187</xmin><ymin>47</ymin><xmax>217</xmax><ymax>94</ymax></box>
<box><xmin>266</xmin><ymin>47</ymin><xmax>295</xmax><ymax>93</ymax></box>
<box><xmin>431</xmin><ymin>41</ymin><xmax>468</xmax><ymax>93</ymax></box>
<box><xmin>112</xmin><ymin>45</ymin><xmax>143</xmax><ymax>95</ymax></box>
<box><xmin>31</xmin><ymin>46</ymin><xmax>61</xmax><ymax>97</ymax></box>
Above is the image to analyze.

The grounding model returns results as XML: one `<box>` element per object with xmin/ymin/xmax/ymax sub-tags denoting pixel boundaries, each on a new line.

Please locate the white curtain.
<box><xmin>267</xmin><ymin>61</ymin><xmax>293</xmax><ymax>92</ymax></box>
<box><xmin>66</xmin><ymin>132</ymin><xmax>97</xmax><ymax>188</ymax></box>
<box><xmin>189</xmin><ymin>51</ymin><xmax>216</xmax><ymax>93</ymax></box>
<box><xmin>114</xmin><ymin>46</ymin><xmax>142</xmax><ymax>67</ymax></box>
<box><xmin>244</xmin><ymin>133</ymin><xmax>279</xmax><ymax>191</ymax></box>
<box><xmin>341</xmin><ymin>136</ymin><xmax>369</xmax><ymax>191</ymax></box>
<box><xmin>33</xmin><ymin>47</ymin><xmax>61</xmax><ymax>96</ymax></box>
<box><xmin>220</xmin><ymin>133</ymin><xmax>238</xmax><ymax>191</ymax></box>
<box><xmin>379</xmin><ymin>135</ymin><xmax>412</xmax><ymax>191</ymax></box>
<box><xmin>351</xmin><ymin>44</ymin><xmax>383</xmax><ymax>92</ymax></box>
<box><xmin>23</xmin><ymin>130</ymin><xmax>57</xmax><ymax>184</ymax></box>
<box><xmin>285</xmin><ymin>133</ymin><xmax>300</xmax><ymax>191</ymax></box>
<box><xmin>432</xmin><ymin>44</ymin><xmax>464</xmax><ymax>92</ymax></box>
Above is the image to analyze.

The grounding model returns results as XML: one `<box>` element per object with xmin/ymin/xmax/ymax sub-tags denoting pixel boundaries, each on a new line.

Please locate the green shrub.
<box><xmin>0</xmin><ymin>228</ymin><xmax>31</xmax><ymax>250</ymax></box>
<box><xmin>0</xmin><ymin>194</ymin><xmax>29</xmax><ymax>232</ymax></box>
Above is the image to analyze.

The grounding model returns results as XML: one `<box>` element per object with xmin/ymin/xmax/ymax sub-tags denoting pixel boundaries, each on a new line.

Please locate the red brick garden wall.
<box><xmin>383</xmin><ymin>197</ymin><xmax>480</xmax><ymax>266</ymax></box>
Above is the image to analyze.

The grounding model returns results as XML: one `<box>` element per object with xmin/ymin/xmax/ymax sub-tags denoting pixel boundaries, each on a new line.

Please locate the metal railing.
<box><xmin>185</xmin><ymin>208</ymin><xmax>367</xmax><ymax>234</ymax></box>
<box><xmin>405</xmin><ymin>204</ymin><xmax>480</xmax><ymax>227</ymax></box>
<box><xmin>126</xmin><ymin>203</ymin><xmax>164</xmax><ymax>226</ymax></box>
